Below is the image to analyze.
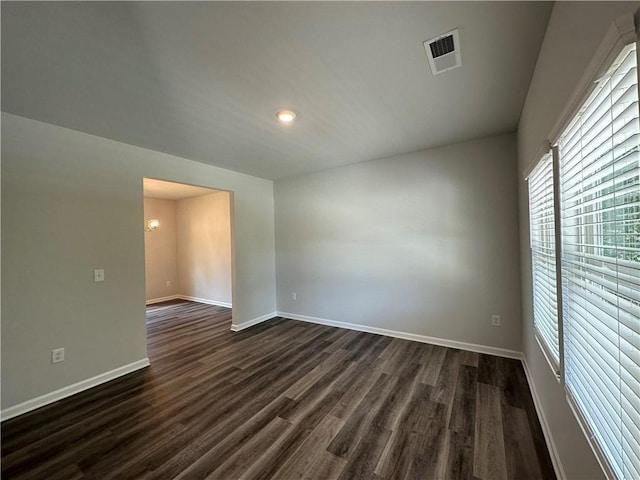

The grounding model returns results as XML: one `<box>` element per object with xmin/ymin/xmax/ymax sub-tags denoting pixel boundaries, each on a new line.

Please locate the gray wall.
<box><xmin>517</xmin><ymin>2</ymin><xmax>637</xmax><ymax>479</ymax></box>
<box><xmin>1</xmin><ymin>113</ymin><xmax>276</xmax><ymax>409</ymax></box>
<box><xmin>275</xmin><ymin>133</ymin><xmax>522</xmax><ymax>352</ymax></box>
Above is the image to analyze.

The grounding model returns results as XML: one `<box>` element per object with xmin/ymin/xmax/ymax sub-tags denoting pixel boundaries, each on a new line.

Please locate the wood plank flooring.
<box><xmin>1</xmin><ymin>300</ymin><xmax>556</xmax><ymax>479</ymax></box>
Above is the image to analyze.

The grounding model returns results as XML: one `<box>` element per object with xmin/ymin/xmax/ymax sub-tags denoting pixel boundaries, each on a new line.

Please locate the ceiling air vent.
<box><xmin>424</xmin><ymin>29</ymin><xmax>461</xmax><ymax>75</ymax></box>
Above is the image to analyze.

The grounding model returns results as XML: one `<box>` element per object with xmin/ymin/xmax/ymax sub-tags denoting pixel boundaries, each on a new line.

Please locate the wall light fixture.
<box><xmin>145</xmin><ymin>219</ymin><xmax>160</xmax><ymax>232</ymax></box>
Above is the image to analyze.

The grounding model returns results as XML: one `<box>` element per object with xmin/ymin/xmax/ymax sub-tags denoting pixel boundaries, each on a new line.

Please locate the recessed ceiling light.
<box><xmin>276</xmin><ymin>110</ymin><xmax>296</xmax><ymax>123</ymax></box>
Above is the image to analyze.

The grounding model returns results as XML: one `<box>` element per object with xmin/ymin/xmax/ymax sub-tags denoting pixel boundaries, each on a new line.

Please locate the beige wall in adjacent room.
<box><xmin>275</xmin><ymin>133</ymin><xmax>522</xmax><ymax>353</ymax></box>
<box><xmin>143</xmin><ymin>197</ymin><xmax>179</xmax><ymax>301</ymax></box>
<box><xmin>517</xmin><ymin>3</ymin><xmax>637</xmax><ymax>479</ymax></box>
<box><xmin>143</xmin><ymin>192</ymin><xmax>232</xmax><ymax>305</ymax></box>
<box><xmin>177</xmin><ymin>192</ymin><xmax>232</xmax><ymax>305</ymax></box>
<box><xmin>1</xmin><ymin>113</ymin><xmax>276</xmax><ymax>410</ymax></box>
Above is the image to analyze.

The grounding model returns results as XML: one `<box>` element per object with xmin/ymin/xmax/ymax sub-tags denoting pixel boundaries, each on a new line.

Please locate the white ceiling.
<box><xmin>1</xmin><ymin>2</ymin><xmax>552</xmax><ymax>180</ymax></box>
<box><xmin>143</xmin><ymin>178</ymin><xmax>222</xmax><ymax>200</ymax></box>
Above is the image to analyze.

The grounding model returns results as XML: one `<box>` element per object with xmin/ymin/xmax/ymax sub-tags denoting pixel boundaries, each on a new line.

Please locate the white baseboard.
<box><xmin>146</xmin><ymin>294</ymin><xmax>181</xmax><ymax>305</ymax></box>
<box><xmin>231</xmin><ymin>311</ymin><xmax>277</xmax><ymax>332</ymax></box>
<box><xmin>146</xmin><ymin>294</ymin><xmax>232</xmax><ymax>308</ymax></box>
<box><xmin>178</xmin><ymin>295</ymin><xmax>232</xmax><ymax>309</ymax></box>
<box><xmin>1</xmin><ymin>358</ymin><xmax>150</xmax><ymax>422</ymax></box>
<box><xmin>276</xmin><ymin>311</ymin><xmax>522</xmax><ymax>360</ymax></box>
<box><xmin>520</xmin><ymin>355</ymin><xmax>566</xmax><ymax>480</ymax></box>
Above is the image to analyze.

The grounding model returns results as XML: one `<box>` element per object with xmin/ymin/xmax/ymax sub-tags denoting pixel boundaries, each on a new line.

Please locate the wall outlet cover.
<box><xmin>52</xmin><ymin>348</ymin><xmax>65</xmax><ymax>364</ymax></box>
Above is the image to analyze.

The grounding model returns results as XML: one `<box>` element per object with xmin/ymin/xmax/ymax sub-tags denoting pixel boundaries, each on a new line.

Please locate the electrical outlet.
<box><xmin>166</xmin><ymin>280</ymin><xmax>171</xmax><ymax>287</ymax></box>
<box><xmin>291</xmin><ymin>292</ymin><xmax>297</xmax><ymax>301</ymax></box>
<box><xmin>94</xmin><ymin>269</ymin><xmax>104</xmax><ymax>282</ymax></box>
<box><xmin>491</xmin><ymin>315</ymin><xmax>501</xmax><ymax>327</ymax></box>
<box><xmin>52</xmin><ymin>348</ymin><xmax>65</xmax><ymax>364</ymax></box>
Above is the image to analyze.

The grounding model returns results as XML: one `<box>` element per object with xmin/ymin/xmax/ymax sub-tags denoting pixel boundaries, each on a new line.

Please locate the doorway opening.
<box><xmin>142</xmin><ymin>177</ymin><xmax>234</xmax><ymax>331</ymax></box>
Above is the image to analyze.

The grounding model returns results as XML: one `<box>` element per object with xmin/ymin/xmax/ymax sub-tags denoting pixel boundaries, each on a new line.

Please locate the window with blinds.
<box><xmin>557</xmin><ymin>43</ymin><xmax>640</xmax><ymax>480</ymax></box>
<box><xmin>528</xmin><ymin>153</ymin><xmax>560</xmax><ymax>368</ymax></box>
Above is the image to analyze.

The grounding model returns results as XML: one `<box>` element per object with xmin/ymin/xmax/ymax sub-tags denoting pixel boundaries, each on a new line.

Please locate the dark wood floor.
<box><xmin>2</xmin><ymin>300</ymin><xmax>555</xmax><ymax>479</ymax></box>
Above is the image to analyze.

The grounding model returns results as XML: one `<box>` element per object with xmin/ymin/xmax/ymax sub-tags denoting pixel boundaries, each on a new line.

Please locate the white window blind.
<box><xmin>529</xmin><ymin>153</ymin><xmax>560</xmax><ymax>368</ymax></box>
<box><xmin>558</xmin><ymin>43</ymin><xmax>640</xmax><ymax>480</ymax></box>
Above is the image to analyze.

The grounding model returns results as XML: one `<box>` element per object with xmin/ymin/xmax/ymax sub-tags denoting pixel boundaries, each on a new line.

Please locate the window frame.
<box><xmin>527</xmin><ymin>150</ymin><xmax>563</xmax><ymax>376</ymax></box>
<box><xmin>524</xmin><ymin>12</ymin><xmax>639</xmax><ymax>480</ymax></box>
<box><xmin>556</xmin><ymin>41</ymin><xmax>640</xmax><ymax>480</ymax></box>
